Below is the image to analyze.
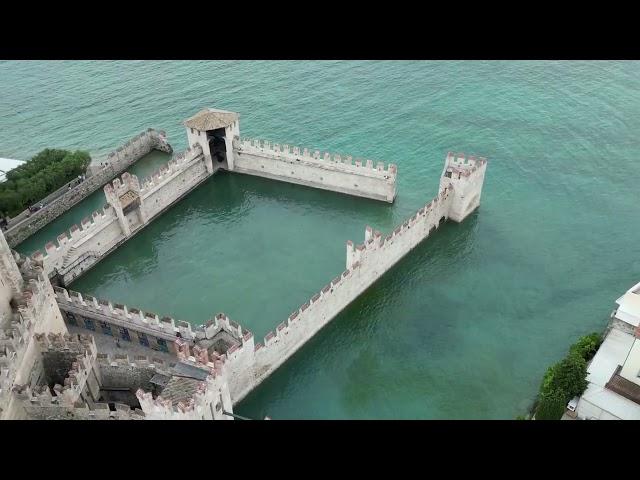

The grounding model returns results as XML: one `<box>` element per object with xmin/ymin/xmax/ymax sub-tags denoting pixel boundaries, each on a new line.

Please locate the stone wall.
<box><xmin>4</xmin><ymin>129</ymin><xmax>172</xmax><ymax>247</ymax></box>
<box><xmin>238</xmin><ymin>187</ymin><xmax>455</xmax><ymax>401</ymax></box>
<box><xmin>97</xmin><ymin>352</ymin><xmax>169</xmax><ymax>392</ymax></box>
<box><xmin>31</xmin><ymin>145</ymin><xmax>208</xmax><ymax>285</ymax></box>
<box><xmin>53</xmin><ymin>286</ymin><xmax>194</xmax><ymax>353</ymax></box>
<box><xmin>135</xmin><ymin>358</ymin><xmax>233</xmax><ymax>420</ymax></box>
<box><xmin>232</xmin><ymin>138</ymin><xmax>397</xmax><ymax>203</ymax></box>
<box><xmin>241</xmin><ymin>154</ymin><xmax>486</xmax><ymax>398</ymax></box>
<box><xmin>46</xmin><ymin>152</ymin><xmax>487</xmax><ymax>408</ymax></box>
<box><xmin>0</xmin><ymin>252</ymin><xmax>67</xmax><ymax>419</ymax></box>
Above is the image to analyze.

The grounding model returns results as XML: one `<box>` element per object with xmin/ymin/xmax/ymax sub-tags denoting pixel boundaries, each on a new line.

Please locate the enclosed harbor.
<box><xmin>4</xmin><ymin>60</ymin><xmax>639</xmax><ymax>419</ymax></box>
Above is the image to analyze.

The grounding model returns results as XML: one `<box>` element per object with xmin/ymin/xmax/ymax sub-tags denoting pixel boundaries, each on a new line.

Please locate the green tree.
<box><xmin>569</xmin><ymin>332</ymin><xmax>602</xmax><ymax>361</ymax></box>
<box><xmin>0</xmin><ymin>149</ymin><xmax>91</xmax><ymax>217</ymax></box>
<box><xmin>535</xmin><ymin>389</ymin><xmax>566</xmax><ymax>420</ymax></box>
<box><xmin>550</xmin><ymin>354</ymin><xmax>588</xmax><ymax>399</ymax></box>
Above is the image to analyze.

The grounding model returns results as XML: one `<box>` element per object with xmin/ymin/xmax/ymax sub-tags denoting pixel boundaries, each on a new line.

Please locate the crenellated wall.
<box><xmin>53</xmin><ymin>286</ymin><xmax>194</xmax><ymax>353</ymax></box>
<box><xmin>12</xmin><ymin>333</ymin><xmax>149</xmax><ymax>420</ymax></box>
<box><xmin>241</xmin><ymin>186</ymin><xmax>454</xmax><ymax>400</ymax></box>
<box><xmin>439</xmin><ymin>152</ymin><xmax>488</xmax><ymax>223</ymax></box>
<box><xmin>4</xmin><ymin>129</ymin><xmax>172</xmax><ymax>247</ymax></box>
<box><xmin>31</xmin><ymin>144</ymin><xmax>209</xmax><ymax>285</ymax></box>
<box><xmin>232</xmin><ymin>138</ymin><xmax>397</xmax><ymax>203</ymax></box>
<box><xmin>47</xmin><ymin>152</ymin><xmax>487</xmax><ymax>409</ymax></box>
<box><xmin>0</xmin><ymin>250</ymin><xmax>67</xmax><ymax>419</ymax></box>
<box><xmin>138</xmin><ymin>144</ymin><xmax>209</xmax><ymax>221</ymax></box>
<box><xmin>134</xmin><ymin>349</ymin><xmax>233</xmax><ymax>420</ymax></box>
<box><xmin>28</xmin><ymin>109</ymin><xmax>404</xmax><ymax>285</ymax></box>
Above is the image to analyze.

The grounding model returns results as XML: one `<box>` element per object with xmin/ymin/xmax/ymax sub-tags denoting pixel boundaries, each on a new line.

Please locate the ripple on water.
<box><xmin>5</xmin><ymin>61</ymin><xmax>640</xmax><ymax>419</ymax></box>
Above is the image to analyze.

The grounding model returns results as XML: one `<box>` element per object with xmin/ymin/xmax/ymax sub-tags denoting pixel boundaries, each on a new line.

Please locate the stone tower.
<box><xmin>183</xmin><ymin>108</ymin><xmax>240</xmax><ymax>173</ymax></box>
<box><xmin>439</xmin><ymin>152</ymin><xmax>488</xmax><ymax>223</ymax></box>
<box><xmin>103</xmin><ymin>172</ymin><xmax>145</xmax><ymax>237</ymax></box>
<box><xmin>0</xmin><ymin>229</ymin><xmax>68</xmax><ymax>419</ymax></box>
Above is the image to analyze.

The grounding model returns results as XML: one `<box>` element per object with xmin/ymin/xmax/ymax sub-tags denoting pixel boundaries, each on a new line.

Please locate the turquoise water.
<box><xmin>2</xmin><ymin>61</ymin><xmax>639</xmax><ymax>419</ymax></box>
<box><xmin>16</xmin><ymin>150</ymin><xmax>171</xmax><ymax>255</ymax></box>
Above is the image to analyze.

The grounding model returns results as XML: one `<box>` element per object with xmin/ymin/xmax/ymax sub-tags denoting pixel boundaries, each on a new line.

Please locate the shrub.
<box><xmin>533</xmin><ymin>332</ymin><xmax>599</xmax><ymax>420</ymax></box>
<box><xmin>0</xmin><ymin>149</ymin><xmax>91</xmax><ymax>217</ymax></box>
<box><xmin>549</xmin><ymin>354</ymin><xmax>588</xmax><ymax>399</ymax></box>
<box><xmin>569</xmin><ymin>332</ymin><xmax>602</xmax><ymax>361</ymax></box>
<box><xmin>535</xmin><ymin>389</ymin><xmax>567</xmax><ymax>420</ymax></box>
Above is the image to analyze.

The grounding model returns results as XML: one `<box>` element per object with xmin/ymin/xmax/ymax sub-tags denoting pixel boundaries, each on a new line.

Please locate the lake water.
<box><xmin>3</xmin><ymin>60</ymin><xmax>639</xmax><ymax>419</ymax></box>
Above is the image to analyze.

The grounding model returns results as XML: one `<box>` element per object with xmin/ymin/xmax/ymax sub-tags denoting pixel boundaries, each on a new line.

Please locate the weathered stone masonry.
<box><xmin>4</xmin><ymin>129</ymin><xmax>172</xmax><ymax>247</ymax></box>
<box><xmin>51</xmin><ymin>151</ymin><xmax>487</xmax><ymax>407</ymax></box>
<box><xmin>232</xmin><ymin>138</ymin><xmax>397</xmax><ymax>203</ymax></box>
<box><xmin>31</xmin><ymin>108</ymin><xmax>399</xmax><ymax>286</ymax></box>
<box><xmin>8</xmin><ymin>107</ymin><xmax>488</xmax><ymax>419</ymax></box>
<box><xmin>34</xmin><ymin>145</ymin><xmax>209</xmax><ymax>286</ymax></box>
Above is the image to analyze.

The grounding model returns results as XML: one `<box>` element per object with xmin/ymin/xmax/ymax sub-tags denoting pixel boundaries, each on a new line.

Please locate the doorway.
<box><xmin>206</xmin><ymin>127</ymin><xmax>227</xmax><ymax>168</ymax></box>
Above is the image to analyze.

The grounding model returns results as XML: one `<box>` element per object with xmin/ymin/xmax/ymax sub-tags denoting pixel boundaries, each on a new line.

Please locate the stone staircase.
<box><xmin>62</xmin><ymin>246</ymin><xmax>77</xmax><ymax>266</ymax></box>
<box><xmin>58</xmin><ymin>249</ymin><xmax>100</xmax><ymax>278</ymax></box>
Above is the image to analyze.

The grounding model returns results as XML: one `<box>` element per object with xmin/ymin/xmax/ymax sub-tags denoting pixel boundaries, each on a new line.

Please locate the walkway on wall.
<box><xmin>15</xmin><ymin>151</ymin><xmax>173</xmax><ymax>256</ymax></box>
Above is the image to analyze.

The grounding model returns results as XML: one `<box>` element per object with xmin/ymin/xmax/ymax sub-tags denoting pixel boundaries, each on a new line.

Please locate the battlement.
<box><xmin>32</xmin><ymin>142</ymin><xmax>207</xmax><ymax>282</ymax></box>
<box><xmin>442</xmin><ymin>152</ymin><xmax>487</xmax><ymax>179</ymax></box>
<box><xmin>345</xmin><ymin>187</ymin><xmax>453</xmax><ymax>270</ymax></box>
<box><xmin>249</xmin><ymin>158</ymin><xmax>468</xmax><ymax>390</ymax></box>
<box><xmin>440</xmin><ymin>152</ymin><xmax>488</xmax><ymax>223</ymax></box>
<box><xmin>139</xmin><ymin>144</ymin><xmax>204</xmax><ymax>194</ymax></box>
<box><xmin>104</xmin><ymin>171</ymin><xmax>141</xmax><ymax>199</ymax></box>
<box><xmin>32</xmin><ymin>205</ymin><xmax>117</xmax><ymax>268</ymax></box>
<box><xmin>0</xmin><ymin>251</ymin><xmax>66</xmax><ymax>416</ymax></box>
<box><xmin>3</xmin><ymin>128</ymin><xmax>172</xmax><ymax>248</ymax></box>
<box><xmin>53</xmin><ymin>286</ymin><xmax>194</xmax><ymax>341</ymax></box>
<box><xmin>13</xmin><ymin>382</ymin><xmax>145</xmax><ymax>419</ymax></box>
<box><xmin>178</xmin><ymin>312</ymin><xmax>253</xmax><ymax>367</ymax></box>
<box><xmin>135</xmin><ymin>363</ymin><xmax>231</xmax><ymax>420</ymax></box>
<box><xmin>104</xmin><ymin>129</ymin><xmax>172</xmax><ymax>168</ymax></box>
<box><xmin>19</xmin><ymin>332</ymin><xmax>98</xmax><ymax>406</ymax></box>
<box><xmin>258</xmin><ymin>190</ymin><xmax>447</xmax><ymax>349</ymax></box>
<box><xmin>13</xmin><ymin>275</ymin><xmax>49</xmax><ymax>324</ymax></box>
<box><xmin>95</xmin><ymin>351</ymin><xmax>170</xmax><ymax>370</ymax></box>
<box><xmin>236</xmin><ymin>137</ymin><xmax>397</xmax><ymax>179</ymax></box>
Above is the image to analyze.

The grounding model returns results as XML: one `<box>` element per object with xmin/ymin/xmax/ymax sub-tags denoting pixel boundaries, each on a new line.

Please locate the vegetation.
<box><xmin>0</xmin><ymin>149</ymin><xmax>91</xmax><ymax>217</ymax></box>
<box><xmin>534</xmin><ymin>331</ymin><xmax>603</xmax><ymax>420</ymax></box>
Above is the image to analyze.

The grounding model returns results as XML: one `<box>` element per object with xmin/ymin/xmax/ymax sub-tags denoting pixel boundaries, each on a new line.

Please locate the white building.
<box><xmin>0</xmin><ymin>157</ymin><xmax>25</xmax><ymax>182</ymax></box>
<box><xmin>574</xmin><ymin>281</ymin><xmax>640</xmax><ymax>419</ymax></box>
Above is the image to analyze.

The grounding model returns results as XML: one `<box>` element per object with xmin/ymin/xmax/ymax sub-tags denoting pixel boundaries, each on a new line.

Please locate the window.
<box><xmin>65</xmin><ymin>312</ymin><xmax>78</xmax><ymax>326</ymax></box>
<box><xmin>100</xmin><ymin>321</ymin><xmax>113</xmax><ymax>336</ymax></box>
<box><xmin>157</xmin><ymin>338</ymin><xmax>168</xmax><ymax>353</ymax></box>
<box><xmin>138</xmin><ymin>332</ymin><xmax>149</xmax><ymax>347</ymax></box>
<box><xmin>120</xmin><ymin>327</ymin><xmax>131</xmax><ymax>342</ymax></box>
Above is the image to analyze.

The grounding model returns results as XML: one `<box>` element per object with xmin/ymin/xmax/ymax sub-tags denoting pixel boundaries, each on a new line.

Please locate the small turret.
<box><xmin>439</xmin><ymin>152</ymin><xmax>488</xmax><ymax>223</ymax></box>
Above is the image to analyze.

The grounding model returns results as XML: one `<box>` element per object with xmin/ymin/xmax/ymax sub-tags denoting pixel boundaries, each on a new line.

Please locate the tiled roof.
<box><xmin>606</xmin><ymin>365</ymin><xmax>640</xmax><ymax>405</ymax></box>
<box><xmin>183</xmin><ymin>109</ymin><xmax>238</xmax><ymax>131</ymax></box>
<box><xmin>159</xmin><ymin>376</ymin><xmax>202</xmax><ymax>405</ymax></box>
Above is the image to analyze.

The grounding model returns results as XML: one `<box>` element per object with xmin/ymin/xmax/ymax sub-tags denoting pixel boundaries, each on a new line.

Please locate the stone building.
<box><xmin>572</xmin><ymin>281</ymin><xmax>640</xmax><ymax>419</ymax></box>
<box><xmin>0</xmin><ymin>227</ymin><xmax>235</xmax><ymax>420</ymax></box>
<box><xmin>1</xmin><ymin>108</ymin><xmax>489</xmax><ymax>420</ymax></box>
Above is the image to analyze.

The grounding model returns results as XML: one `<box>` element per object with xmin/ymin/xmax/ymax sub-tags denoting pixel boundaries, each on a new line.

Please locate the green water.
<box><xmin>2</xmin><ymin>61</ymin><xmax>639</xmax><ymax>419</ymax></box>
<box><xmin>16</xmin><ymin>150</ymin><xmax>171</xmax><ymax>255</ymax></box>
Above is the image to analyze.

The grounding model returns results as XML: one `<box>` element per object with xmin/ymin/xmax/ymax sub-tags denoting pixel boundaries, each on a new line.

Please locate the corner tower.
<box><xmin>183</xmin><ymin>108</ymin><xmax>240</xmax><ymax>174</ymax></box>
<box><xmin>439</xmin><ymin>152</ymin><xmax>488</xmax><ymax>223</ymax></box>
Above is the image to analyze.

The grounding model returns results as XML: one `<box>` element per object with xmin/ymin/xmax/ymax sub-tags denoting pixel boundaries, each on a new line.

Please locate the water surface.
<box><xmin>2</xmin><ymin>61</ymin><xmax>639</xmax><ymax>419</ymax></box>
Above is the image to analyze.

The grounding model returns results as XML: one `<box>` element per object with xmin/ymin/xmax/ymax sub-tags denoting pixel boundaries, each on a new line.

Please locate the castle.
<box><xmin>0</xmin><ymin>108</ymin><xmax>487</xmax><ymax>420</ymax></box>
